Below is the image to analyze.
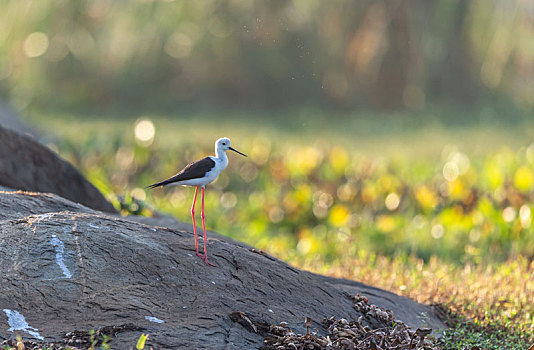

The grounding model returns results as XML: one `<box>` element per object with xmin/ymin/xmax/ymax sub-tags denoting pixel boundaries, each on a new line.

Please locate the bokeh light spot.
<box><xmin>337</xmin><ymin>183</ymin><xmax>355</xmax><ymax>202</ymax></box>
<box><xmin>297</xmin><ymin>236</ymin><xmax>312</xmax><ymax>255</ymax></box>
<box><xmin>450</xmin><ymin>152</ymin><xmax>470</xmax><ymax>175</ymax></box>
<box><xmin>431</xmin><ymin>224</ymin><xmax>444</xmax><ymax>239</ymax></box>
<box><xmin>268</xmin><ymin>207</ymin><xmax>284</xmax><ymax>223</ymax></box>
<box><xmin>443</xmin><ymin>162</ymin><xmax>459</xmax><ymax>182</ymax></box>
<box><xmin>520</xmin><ymin>205</ymin><xmax>531</xmax><ymax>228</ymax></box>
<box><xmin>385</xmin><ymin>192</ymin><xmax>400</xmax><ymax>211</ymax></box>
<box><xmin>165</xmin><ymin>32</ymin><xmax>193</xmax><ymax>58</ymax></box>
<box><xmin>502</xmin><ymin>206</ymin><xmax>516</xmax><ymax>223</ymax></box>
<box><xmin>131</xmin><ymin>187</ymin><xmax>146</xmax><ymax>201</ymax></box>
<box><xmin>23</xmin><ymin>32</ymin><xmax>49</xmax><ymax>58</ymax></box>
<box><xmin>134</xmin><ymin>119</ymin><xmax>156</xmax><ymax>146</ymax></box>
<box><xmin>220</xmin><ymin>192</ymin><xmax>237</xmax><ymax>209</ymax></box>
<box><xmin>68</xmin><ymin>30</ymin><xmax>95</xmax><ymax>58</ymax></box>
<box><xmin>469</xmin><ymin>229</ymin><xmax>481</xmax><ymax>243</ymax></box>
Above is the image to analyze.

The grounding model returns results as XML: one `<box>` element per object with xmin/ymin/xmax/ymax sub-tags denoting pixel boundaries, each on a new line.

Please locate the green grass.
<box><xmin>21</xmin><ymin>109</ymin><xmax>534</xmax><ymax>345</ymax></box>
<box><xmin>437</xmin><ymin>322</ymin><xmax>530</xmax><ymax>349</ymax></box>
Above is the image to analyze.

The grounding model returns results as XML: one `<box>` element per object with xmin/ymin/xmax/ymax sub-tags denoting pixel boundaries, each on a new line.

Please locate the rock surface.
<box><xmin>0</xmin><ymin>190</ymin><xmax>445</xmax><ymax>349</ymax></box>
<box><xmin>0</xmin><ymin>125</ymin><xmax>116</xmax><ymax>213</ymax></box>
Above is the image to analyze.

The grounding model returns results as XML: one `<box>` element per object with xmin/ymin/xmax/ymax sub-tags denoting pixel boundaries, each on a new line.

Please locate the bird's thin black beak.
<box><xmin>229</xmin><ymin>147</ymin><xmax>247</xmax><ymax>157</ymax></box>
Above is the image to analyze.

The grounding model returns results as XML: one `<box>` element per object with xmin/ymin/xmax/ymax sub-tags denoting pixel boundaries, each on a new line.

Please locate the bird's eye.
<box><xmin>222</xmin><ymin>143</ymin><xmax>226</xmax><ymax>146</ymax></box>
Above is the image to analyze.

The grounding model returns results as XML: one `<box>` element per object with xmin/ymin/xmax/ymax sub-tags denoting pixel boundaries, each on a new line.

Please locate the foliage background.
<box><xmin>3</xmin><ymin>1</ymin><xmax>534</xmax><ymax>112</ymax></box>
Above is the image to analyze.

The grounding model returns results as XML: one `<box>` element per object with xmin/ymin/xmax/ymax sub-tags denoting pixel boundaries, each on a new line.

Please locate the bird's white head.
<box><xmin>216</xmin><ymin>137</ymin><xmax>232</xmax><ymax>151</ymax></box>
<box><xmin>215</xmin><ymin>137</ymin><xmax>247</xmax><ymax>157</ymax></box>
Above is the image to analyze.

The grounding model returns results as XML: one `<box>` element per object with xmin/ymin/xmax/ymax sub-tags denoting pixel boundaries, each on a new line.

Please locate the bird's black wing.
<box><xmin>145</xmin><ymin>157</ymin><xmax>216</xmax><ymax>189</ymax></box>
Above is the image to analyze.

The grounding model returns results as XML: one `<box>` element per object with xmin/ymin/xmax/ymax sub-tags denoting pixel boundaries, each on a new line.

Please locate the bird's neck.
<box><xmin>215</xmin><ymin>148</ymin><xmax>228</xmax><ymax>163</ymax></box>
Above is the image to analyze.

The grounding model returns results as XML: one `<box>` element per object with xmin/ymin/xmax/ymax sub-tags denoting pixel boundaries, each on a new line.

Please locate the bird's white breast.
<box><xmin>209</xmin><ymin>156</ymin><xmax>228</xmax><ymax>177</ymax></box>
<box><xmin>196</xmin><ymin>156</ymin><xmax>227</xmax><ymax>186</ymax></box>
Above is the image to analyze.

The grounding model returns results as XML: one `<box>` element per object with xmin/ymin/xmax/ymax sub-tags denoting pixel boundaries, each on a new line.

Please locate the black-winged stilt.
<box><xmin>146</xmin><ymin>137</ymin><xmax>247</xmax><ymax>266</ymax></box>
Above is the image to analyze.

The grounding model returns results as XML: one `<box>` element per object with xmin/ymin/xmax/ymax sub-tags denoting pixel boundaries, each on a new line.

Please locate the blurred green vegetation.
<box><xmin>3</xmin><ymin>1</ymin><xmax>534</xmax><ymax>113</ymax></box>
<box><xmin>29</xmin><ymin>111</ymin><xmax>534</xmax><ymax>267</ymax></box>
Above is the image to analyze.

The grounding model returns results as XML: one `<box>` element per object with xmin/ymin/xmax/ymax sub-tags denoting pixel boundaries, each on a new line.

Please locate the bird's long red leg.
<box><xmin>201</xmin><ymin>187</ymin><xmax>215</xmax><ymax>266</ymax></box>
<box><xmin>191</xmin><ymin>186</ymin><xmax>202</xmax><ymax>257</ymax></box>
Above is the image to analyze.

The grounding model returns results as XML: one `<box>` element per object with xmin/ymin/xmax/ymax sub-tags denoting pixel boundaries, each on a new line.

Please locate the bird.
<box><xmin>146</xmin><ymin>137</ymin><xmax>247</xmax><ymax>266</ymax></box>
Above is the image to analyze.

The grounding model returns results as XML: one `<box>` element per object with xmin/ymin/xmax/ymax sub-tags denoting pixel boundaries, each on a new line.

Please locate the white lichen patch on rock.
<box><xmin>145</xmin><ymin>316</ymin><xmax>165</xmax><ymax>324</ymax></box>
<box><xmin>50</xmin><ymin>234</ymin><xmax>72</xmax><ymax>278</ymax></box>
<box><xmin>3</xmin><ymin>309</ymin><xmax>44</xmax><ymax>340</ymax></box>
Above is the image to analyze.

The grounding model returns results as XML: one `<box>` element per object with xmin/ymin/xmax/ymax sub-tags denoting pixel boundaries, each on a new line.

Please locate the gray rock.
<box><xmin>0</xmin><ymin>190</ymin><xmax>95</xmax><ymax>221</ymax></box>
<box><xmin>0</xmin><ymin>124</ymin><xmax>116</xmax><ymax>213</ymax></box>
<box><xmin>0</xmin><ymin>191</ymin><xmax>445</xmax><ymax>349</ymax></box>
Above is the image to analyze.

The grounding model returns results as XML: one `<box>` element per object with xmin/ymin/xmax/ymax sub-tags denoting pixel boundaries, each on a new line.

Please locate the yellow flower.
<box><xmin>415</xmin><ymin>185</ymin><xmax>438</xmax><ymax>209</ymax></box>
<box><xmin>329</xmin><ymin>146</ymin><xmax>349</xmax><ymax>174</ymax></box>
<box><xmin>514</xmin><ymin>166</ymin><xmax>533</xmax><ymax>191</ymax></box>
<box><xmin>329</xmin><ymin>204</ymin><xmax>350</xmax><ymax>227</ymax></box>
<box><xmin>377</xmin><ymin>215</ymin><xmax>396</xmax><ymax>233</ymax></box>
